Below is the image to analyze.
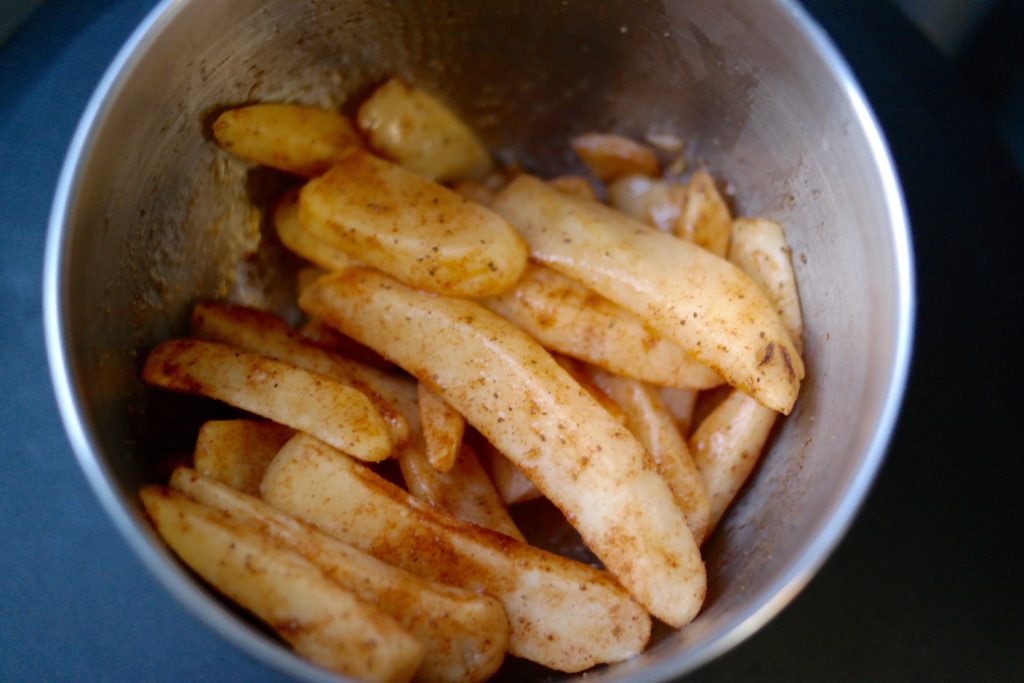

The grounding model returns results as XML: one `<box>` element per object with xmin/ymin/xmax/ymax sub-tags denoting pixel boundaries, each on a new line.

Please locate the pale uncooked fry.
<box><xmin>548</xmin><ymin>175</ymin><xmax>599</xmax><ymax>201</ymax></box>
<box><xmin>570</xmin><ymin>133</ymin><xmax>659</xmax><ymax>181</ymax></box>
<box><xmin>659</xmin><ymin>387</ymin><xmax>698</xmax><ymax>436</ymax></box>
<box><xmin>274</xmin><ymin>192</ymin><xmax>358</xmax><ymax>272</ymax></box>
<box><xmin>491</xmin><ymin>176</ymin><xmax>804</xmax><ymax>414</ymax></box>
<box><xmin>212</xmin><ymin>104</ymin><xmax>361</xmax><ymax>177</ymax></box>
<box><xmin>299</xmin><ymin>269</ymin><xmax>705</xmax><ymax>628</ymax></box>
<box><xmin>688</xmin><ymin>390</ymin><xmax>777</xmax><ymax>532</ymax></box>
<box><xmin>482</xmin><ymin>443</ymin><xmax>543</xmax><ymax>505</ymax></box>
<box><xmin>480</xmin><ymin>263</ymin><xmax>722</xmax><ymax>389</ymax></box>
<box><xmin>729</xmin><ymin>217</ymin><xmax>804</xmax><ymax>353</ymax></box>
<box><xmin>261</xmin><ymin>434</ymin><xmax>651</xmax><ymax>672</ymax></box>
<box><xmin>299</xmin><ymin>149</ymin><xmax>527</xmax><ymax>296</ymax></box>
<box><xmin>451</xmin><ymin>180</ymin><xmax>496</xmax><ymax>206</ymax></box>
<box><xmin>189</xmin><ymin>301</ymin><xmax>408</xmax><ymax>447</ymax></box>
<box><xmin>193</xmin><ymin>420</ymin><xmax>294</xmax><ymax>494</ymax></box>
<box><xmin>381</xmin><ymin>377</ymin><xmax>521</xmax><ymax>538</ymax></box>
<box><xmin>141</xmin><ymin>339</ymin><xmax>390</xmax><ymax>461</ymax></box>
<box><xmin>588</xmin><ymin>369</ymin><xmax>710</xmax><ymax>544</ymax></box>
<box><xmin>170</xmin><ymin>468</ymin><xmax>508</xmax><ymax>683</ymax></box>
<box><xmin>417</xmin><ymin>383</ymin><xmax>466</xmax><ymax>473</ymax></box>
<box><xmin>677</xmin><ymin>169</ymin><xmax>731</xmax><ymax>257</ymax></box>
<box><xmin>357</xmin><ymin>78</ymin><xmax>494</xmax><ymax>183</ymax></box>
<box><xmin>140</xmin><ymin>486</ymin><xmax>422</xmax><ymax>683</ymax></box>
<box><xmin>607</xmin><ymin>175</ymin><xmax>687</xmax><ymax>233</ymax></box>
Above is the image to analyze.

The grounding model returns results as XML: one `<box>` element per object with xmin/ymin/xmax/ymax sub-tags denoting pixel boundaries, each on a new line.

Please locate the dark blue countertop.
<box><xmin>1</xmin><ymin>1</ymin><xmax>1020</xmax><ymax>680</ymax></box>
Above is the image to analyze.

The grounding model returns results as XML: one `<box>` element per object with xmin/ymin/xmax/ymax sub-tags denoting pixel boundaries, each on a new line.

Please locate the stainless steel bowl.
<box><xmin>45</xmin><ymin>1</ymin><xmax>914</xmax><ymax>681</ymax></box>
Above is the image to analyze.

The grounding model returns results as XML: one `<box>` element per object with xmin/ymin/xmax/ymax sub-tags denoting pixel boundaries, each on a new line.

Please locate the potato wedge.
<box><xmin>141</xmin><ymin>339</ymin><xmax>390</xmax><ymax>461</ymax></box>
<box><xmin>678</xmin><ymin>169</ymin><xmax>731</xmax><ymax>257</ymax></box>
<box><xmin>171</xmin><ymin>468</ymin><xmax>508</xmax><ymax>683</ymax></box>
<box><xmin>588</xmin><ymin>369</ymin><xmax>710</xmax><ymax>544</ymax></box>
<box><xmin>193</xmin><ymin>419</ymin><xmax>294</xmax><ymax>494</ymax></box>
<box><xmin>482</xmin><ymin>443</ymin><xmax>543</xmax><ymax>505</ymax></box>
<box><xmin>729</xmin><ymin>217</ymin><xmax>804</xmax><ymax>352</ymax></box>
<box><xmin>299</xmin><ymin>149</ymin><xmax>527</xmax><ymax>296</ymax></box>
<box><xmin>451</xmin><ymin>181</ymin><xmax>496</xmax><ymax>206</ymax></box>
<box><xmin>570</xmin><ymin>133</ymin><xmax>659</xmax><ymax>181</ymax></box>
<box><xmin>190</xmin><ymin>301</ymin><xmax>408</xmax><ymax>447</ymax></box>
<box><xmin>548</xmin><ymin>175</ymin><xmax>599</xmax><ymax>201</ymax></box>
<box><xmin>299</xmin><ymin>269</ymin><xmax>705</xmax><ymax>627</ymax></box>
<box><xmin>377</xmin><ymin>376</ymin><xmax>521</xmax><ymax>539</ymax></box>
<box><xmin>141</xmin><ymin>486</ymin><xmax>422</xmax><ymax>683</ymax></box>
<box><xmin>357</xmin><ymin>78</ymin><xmax>494</xmax><ymax>183</ymax></box>
<box><xmin>418</xmin><ymin>383</ymin><xmax>466</xmax><ymax>473</ymax></box>
<box><xmin>480</xmin><ymin>263</ymin><xmax>722</xmax><ymax>389</ymax></box>
<box><xmin>212</xmin><ymin>104</ymin><xmax>361</xmax><ymax>177</ymax></box>
<box><xmin>659</xmin><ymin>387</ymin><xmax>698</xmax><ymax>436</ymax></box>
<box><xmin>607</xmin><ymin>175</ymin><xmax>687</xmax><ymax>233</ymax></box>
<box><xmin>275</xmin><ymin>192</ymin><xmax>358</xmax><ymax>272</ymax></box>
<box><xmin>491</xmin><ymin>175</ymin><xmax>804</xmax><ymax>414</ymax></box>
<box><xmin>550</xmin><ymin>354</ymin><xmax>627</xmax><ymax>425</ymax></box>
<box><xmin>261</xmin><ymin>434</ymin><xmax>651</xmax><ymax>671</ymax></box>
<box><xmin>297</xmin><ymin>317</ymin><xmax>394</xmax><ymax>371</ymax></box>
<box><xmin>688</xmin><ymin>390</ymin><xmax>777</xmax><ymax>531</ymax></box>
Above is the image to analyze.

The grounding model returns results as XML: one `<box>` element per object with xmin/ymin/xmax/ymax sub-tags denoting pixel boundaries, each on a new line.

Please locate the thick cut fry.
<box><xmin>299</xmin><ymin>149</ymin><xmax>527</xmax><ymax>296</ymax></box>
<box><xmin>548</xmin><ymin>176</ymin><xmax>598</xmax><ymax>201</ymax></box>
<box><xmin>357</xmin><ymin>79</ymin><xmax>494</xmax><ymax>183</ymax></box>
<box><xmin>688</xmin><ymin>390</ymin><xmax>777</xmax><ymax>531</ymax></box>
<box><xmin>418</xmin><ymin>383</ymin><xmax>466</xmax><ymax>473</ymax></box>
<box><xmin>141</xmin><ymin>339</ymin><xmax>390</xmax><ymax>461</ymax></box>
<box><xmin>300</xmin><ymin>269</ymin><xmax>705</xmax><ymax>627</ymax></box>
<box><xmin>193</xmin><ymin>420</ymin><xmax>294</xmax><ymax>494</ymax></box>
<box><xmin>570</xmin><ymin>133</ymin><xmax>659</xmax><ymax>181</ymax></box>
<box><xmin>491</xmin><ymin>176</ymin><xmax>804</xmax><ymax>414</ymax></box>
<box><xmin>261</xmin><ymin>435</ymin><xmax>650</xmax><ymax>671</ymax></box>
<box><xmin>588</xmin><ymin>370</ymin><xmax>710</xmax><ymax>544</ymax></box>
<box><xmin>481</xmin><ymin>263</ymin><xmax>722</xmax><ymax>389</ymax></box>
<box><xmin>729</xmin><ymin>217</ymin><xmax>804</xmax><ymax>353</ymax></box>
<box><xmin>483</xmin><ymin>444</ymin><xmax>543</xmax><ymax>505</ymax></box>
<box><xmin>401</xmin><ymin>443</ymin><xmax>524</xmax><ymax>541</ymax></box>
<box><xmin>190</xmin><ymin>301</ymin><xmax>408</xmax><ymax>447</ymax></box>
<box><xmin>212</xmin><ymin>104</ymin><xmax>361</xmax><ymax>177</ymax></box>
<box><xmin>275</xmin><ymin>192</ymin><xmax>358</xmax><ymax>272</ymax></box>
<box><xmin>607</xmin><ymin>175</ymin><xmax>686</xmax><ymax>233</ymax></box>
<box><xmin>379</xmin><ymin>376</ymin><xmax>521</xmax><ymax>539</ymax></box>
<box><xmin>141</xmin><ymin>486</ymin><xmax>422</xmax><ymax>683</ymax></box>
<box><xmin>171</xmin><ymin>469</ymin><xmax>508</xmax><ymax>683</ymax></box>
<box><xmin>678</xmin><ymin>169</ymin><xmax>731</xmax><ymax>257</ymax></box>
<box><xmin>660</xmin><ymin>387</ymin><xmax>698</xmax><ymax>436</ymax></box>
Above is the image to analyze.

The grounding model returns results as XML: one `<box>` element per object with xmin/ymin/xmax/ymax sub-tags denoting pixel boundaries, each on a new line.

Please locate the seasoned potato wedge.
<box><xmin>482</xmin><ymin>444</ymin><xmax>543</xmax><ymax>505</ymax></box>
<box><xmin>141</xmin><ymin>486</ymin><xmax>422</xmax><ymax>683</ymax></box>
<box><xmin>261</xmin><ymin>434</ymin><xmax>651</xmax><ymax>671</ymax></box>
<box><xmin>678</xmin><ymin>169</ymin><xmax>732</xmax><ymax>257</ymax></box>
<box><xmin>212</xmin><ymin>104</ymin><xmax>361</xmax><ymax>177</ymax></box>
<box><xmin>588</xmin><ymin>369</ymin><xmax>710</xmax><ymax>543</ymax></box>
<box><xmin>481</xmin><ymin>263</ymin><xmax>722</xmax><ymax>389</ymax></box>
<box><xmin>171</xmin><ymin>469</ymin><xmax>508</xmax><ymax>683</ymax></box>
<box><xmin>570</xmin><ymin>133</ymin><xmax>659</xmax><ymax>181</ymax></box>
<box><xmin>193</xmin><ymin>419</ymin><xmax>294</xmax><ymax>494</ymax></box>
<box><xmin>451</xmin><ymin>181</ymin><xmax>496</xmax><ymax>206</ymax></box>
<box><xmin>688</xmin><ymin>390</ymin><xmax>777</xmax><ymax>531</ymax></box>
<box><xmin>300</xmin><ymin>269</ymin><xmax>705</xmax><ymax>627</ymax></box>
<box><xmin>190</xmin><ymin>301</ymin><xmax>408</xmax><ymax>447</ymax></box>
<box><xmin>607</xmin><ymin>175</ymin><xmax>687</xmax><ymax>233</ymax></box>
<box><xmin>550</xmin><ymin>354</ymin><xmax>628</xmax><ymax>425</ymax></box>
<box><xmin>357</xmin><ymin>78</ymin><xmax>494</xmax><ymax>183</ymax></box>
<box><xmin>491</xmin><ymin>176</ymin><xmax>804</xmax><ymax>414</ymax></box>
<box><xmin>659</xmin><ymin>387</ymin><xmax>699</xmax><ymax>436</ymax></box>
<box><xmin>729</xmin><ymin>217</ymin><xmax>804</xmax><ymax>352</ymax></box>
<box><xmin>418</xmin><ymin>383</ymin><xmax>466</xmax><ymax>473</ymax></box>
<box><xmin>274</xmin><ymin>192</ymin><xmax>358</xmax><ymax>272</ymax></box>
<box><xmin>299</xmin><ymin>149</ymin><xmax>527</xmax><ymax>296</ymax></box>
<box><xmin>548</xmin><ymin>175</ymin><xmax>599</xmax><ymax>201</ymax></box>
<box><xmin>141</xmin><ymin>339</ymin><xmax>390</xmax><ymax>461</ymax></box>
